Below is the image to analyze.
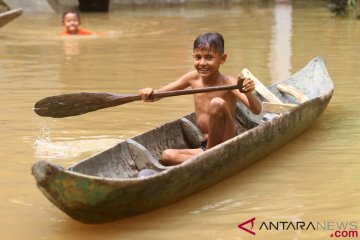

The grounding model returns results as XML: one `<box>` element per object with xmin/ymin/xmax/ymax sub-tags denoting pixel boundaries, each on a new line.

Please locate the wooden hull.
<box><xmin>32</xmin><ymin>57</ymin><xmax>334</xmax><ymax>223</ymax></box>
<box><xmin>0</xmin><ymin>8</ymin><xmax>22</xmax><ymax>28</ymax></box>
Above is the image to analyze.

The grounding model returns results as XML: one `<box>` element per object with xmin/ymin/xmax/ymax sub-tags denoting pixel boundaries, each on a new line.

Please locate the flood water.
<box><xmin>1</xmin><ymin>1</ymin><xmax>359</xmax><ymax>239</ymax></box>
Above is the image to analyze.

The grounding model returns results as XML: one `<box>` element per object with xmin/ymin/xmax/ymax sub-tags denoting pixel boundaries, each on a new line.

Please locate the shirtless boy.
<box><xmin>139</xmin><ymin>32</ymin><xmax>261</xmax><ymax>165</ymax></box>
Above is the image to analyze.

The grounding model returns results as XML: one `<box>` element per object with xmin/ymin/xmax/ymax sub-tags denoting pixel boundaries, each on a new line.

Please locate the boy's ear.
<box><xmin>221</xmin><ymin>53</ymin><xmax>228</xmax><ymax>64</ymax></box>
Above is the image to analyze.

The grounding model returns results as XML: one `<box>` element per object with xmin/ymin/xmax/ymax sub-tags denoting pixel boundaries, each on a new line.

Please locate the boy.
<box><xmin>61</xmin><ymin>11</ymin><xmax>93</xmax><ymax>36</ymax></box>
<box><xmin>139</xmin><ymin>32</ymin><xmax>261</xmax><ymax>165</ymax></box>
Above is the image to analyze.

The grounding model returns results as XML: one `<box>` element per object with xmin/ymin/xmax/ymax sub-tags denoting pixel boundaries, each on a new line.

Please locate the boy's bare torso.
<box><xmin>186</xmin><ymin>70</ymin><xmax>238</xmax><ymax>135</ymax></box>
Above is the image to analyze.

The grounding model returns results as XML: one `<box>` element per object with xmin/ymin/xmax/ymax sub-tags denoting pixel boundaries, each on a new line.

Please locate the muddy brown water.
<box><xmin>0</xmin><ymin>2</ymin><xmax>359</xmax><ymax>239</ymax></box>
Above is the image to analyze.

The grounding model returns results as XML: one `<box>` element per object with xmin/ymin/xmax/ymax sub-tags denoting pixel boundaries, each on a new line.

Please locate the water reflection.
<box><xmin>62</xmin><ymin>39</ymin><xmax>81</xmax><ymax>56</ymax></box>
<box><xmin>269</xmin><ymin>1</ymin><xmax>292</xmax><ymax>82</ymax></box>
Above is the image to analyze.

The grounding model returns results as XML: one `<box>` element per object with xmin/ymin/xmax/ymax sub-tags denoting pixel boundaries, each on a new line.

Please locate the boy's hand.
<box><xmin>139</xmin><ymin>88</ymin><xmax>155</xmax><ymax>102</ymax></box>
<box><xmin>242</xmin><ymin>78</ymin><xmax>256</xmax><ymax>94</ymax></box>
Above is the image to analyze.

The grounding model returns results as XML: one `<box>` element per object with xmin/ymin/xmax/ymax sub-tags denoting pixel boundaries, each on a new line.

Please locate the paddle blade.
<box><xmin>34</xmin><ymin>92</ymin><xmax>140</xmax><ymax>118</ymax></box>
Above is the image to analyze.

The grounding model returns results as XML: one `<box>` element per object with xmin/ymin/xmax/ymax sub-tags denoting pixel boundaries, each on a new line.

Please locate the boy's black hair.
<box><xmin>193</xmin><ymin>32</ymin><xmax>224</xmax><ymax>54</ymax></box>
<box><xmin>62</xmin><ymin>11</ymin><xmax>81</xmax><ymax>23</ymax></box>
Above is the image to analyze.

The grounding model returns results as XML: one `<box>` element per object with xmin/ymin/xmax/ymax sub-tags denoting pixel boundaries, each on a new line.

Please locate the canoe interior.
<box><xmin>267</xmin><ymin>58</ymin><xmax>334</xmax><ymax>104</ymax></box>
<box><xmin>69</xmin><ymin>104</ymin><xmax>262</xmax><ymax>179</ymax></box>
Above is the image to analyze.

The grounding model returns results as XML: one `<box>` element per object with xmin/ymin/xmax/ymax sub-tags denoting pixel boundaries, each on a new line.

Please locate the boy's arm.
<box><xmin>233</xmin><ymin>78</ymin><xmax>262</xmax><ymax>115</ymax></box>
<box><xmin>139</xmin><ymin>71</ymin><xmax>195</xmax><ymax>102</ymax></box>
<box><xmin>157</xmin><ymin>71</ymin><xmax>195</xmax><ymax>92</ymax></box>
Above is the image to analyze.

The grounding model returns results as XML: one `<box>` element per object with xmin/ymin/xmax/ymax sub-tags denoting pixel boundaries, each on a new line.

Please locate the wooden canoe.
<box><xmin>0</xmin><ymin>8</ymin><xmax>22</xmax><ymax>28</ymax></box>
<box><xmin>32</xmin><ymin>56</ymin><xmax>334</xmax><ymax>224</ymax></box>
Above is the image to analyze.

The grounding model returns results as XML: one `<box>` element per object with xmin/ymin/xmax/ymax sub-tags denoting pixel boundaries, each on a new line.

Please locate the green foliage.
<box><xmin>328</xmin><ymin>0</ymin><xmax>358</xmax><ymax>16</ymax></box>
<box><xmin>348</xmin><ymin>0</ymin><xmax>357</xmax><ymax>8</ymax></box>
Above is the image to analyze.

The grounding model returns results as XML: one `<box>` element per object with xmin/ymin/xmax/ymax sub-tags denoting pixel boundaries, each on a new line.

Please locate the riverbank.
<box><xmin>2</xmin><ymin>0</ymin><xmax>270</xmax><ymax>13</ymax></box>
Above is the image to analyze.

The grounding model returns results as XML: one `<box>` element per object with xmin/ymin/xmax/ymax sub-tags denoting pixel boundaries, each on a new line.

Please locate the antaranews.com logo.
<box><xmin>238</xmin><ymin>217</ymin><xmax>359</xmax><ymax>238</ymax></box>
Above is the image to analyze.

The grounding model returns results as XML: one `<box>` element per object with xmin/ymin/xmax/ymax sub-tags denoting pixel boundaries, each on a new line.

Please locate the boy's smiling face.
<box><xmin>192</xmin><ymin>47</ymin><xmax>227</xmax><ymax>78</ymax></box>
<box><xmin>63</xmin><ymin>13</ymin><xmax>80</xmax><ymax>34</ymax></box>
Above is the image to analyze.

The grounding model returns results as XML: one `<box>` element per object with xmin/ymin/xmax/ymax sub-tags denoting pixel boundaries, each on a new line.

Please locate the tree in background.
<box><xmin>328</xmin><ymin>0</ymin><xmax>360</xmax><ymax>18</ymax></box>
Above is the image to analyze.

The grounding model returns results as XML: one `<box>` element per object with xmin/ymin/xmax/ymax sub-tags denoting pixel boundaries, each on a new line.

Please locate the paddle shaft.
<box><xmin>114</xmin><ymin>83</ymin><xmax>242</xmax><ymax>102</ymax></box>
<box><xmin>34</xmin><ymin>83</ymin><xmax>243</xmax><ymax>118</ymax></box>
<box><xmin>147</xmin><ymin>84</ymin><xmax>241</xmax><ymax>99</ymax></box>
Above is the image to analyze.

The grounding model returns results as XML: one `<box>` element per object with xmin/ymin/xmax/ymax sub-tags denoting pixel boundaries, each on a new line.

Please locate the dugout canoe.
<box><xmin>32</xmin><ymin>56</ymin><xmax>334</xmax><ymax>224</ymax></box>
<box><xmin>0</xmin><ymin>8</ymin><xmax>22</xmax><ymax>28</ymax></box>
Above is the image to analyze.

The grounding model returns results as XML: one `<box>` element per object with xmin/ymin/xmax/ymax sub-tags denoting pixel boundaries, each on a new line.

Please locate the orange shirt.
<box><xmin>61</xmin><ymin>28</ymin><xmax>94</xmax><ymax>36</ymax></box>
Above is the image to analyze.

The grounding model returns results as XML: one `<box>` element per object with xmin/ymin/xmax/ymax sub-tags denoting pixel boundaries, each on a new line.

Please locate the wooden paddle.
<box><xmin>0</xmin><ymin>9</ymin><xmax>23</xmax><ymax>28</ymax></box>
<box><xmin>34</xmin><ymin>79</ymin><xmax>245</xmax><ymax>118</ymax></box>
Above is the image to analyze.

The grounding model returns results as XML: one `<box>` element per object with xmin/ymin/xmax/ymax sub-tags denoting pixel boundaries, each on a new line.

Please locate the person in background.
<box><xmin>61</xmin><ymin>11</ymin><xmax>94</xmax><ymax>36</ymax></box>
